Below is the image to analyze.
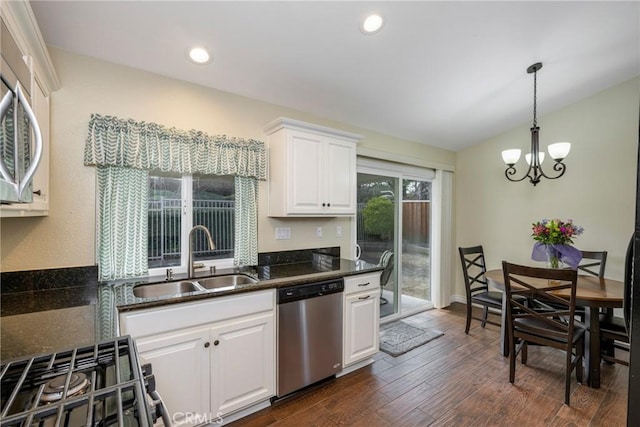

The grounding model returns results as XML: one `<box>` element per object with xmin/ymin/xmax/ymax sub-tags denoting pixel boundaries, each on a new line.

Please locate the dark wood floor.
<box><xmin>231</xmin><ymin>303</ymin><xmax>628</xmax><ymax>426</ymax></box>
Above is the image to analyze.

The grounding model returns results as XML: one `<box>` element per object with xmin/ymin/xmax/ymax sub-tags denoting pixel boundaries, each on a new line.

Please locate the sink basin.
<box><xmin>133</xmin><ymin>281</ymin><xmax>203</xmax><ymax>298</ymax></box>
<box><xmin>196</xmin><ymin>274</ymin><xmax>258</xmax><ymax>290</ymax></box>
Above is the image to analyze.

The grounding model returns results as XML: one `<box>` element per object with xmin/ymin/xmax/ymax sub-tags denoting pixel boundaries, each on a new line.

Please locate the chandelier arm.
<box><xmin>504</xmin><ymin>162</ymin><xmax>536</xmax><ymax>183</ymax></box>
<box><xmin>537</xmin><ymin>161</ymin><xmax>567</xmax><ymax>180</ymax></box>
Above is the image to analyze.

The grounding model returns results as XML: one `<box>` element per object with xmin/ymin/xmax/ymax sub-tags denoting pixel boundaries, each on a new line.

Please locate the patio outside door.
<box><xmin>356</xmin><ymin>163</ymin><xmax>433</xmax><ymax>319</ymax></box>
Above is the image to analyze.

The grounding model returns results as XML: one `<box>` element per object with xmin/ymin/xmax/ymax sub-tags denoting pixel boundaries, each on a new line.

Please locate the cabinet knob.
<box><xmin>33</xmin><ymin>189</ymin><xmax>41</xmax><ymax>196</ymax></box>
<box><xmin>214</xmin><ymin>340</ymin><xmax>220</xmax><ymax>346</ymax></box>
<box><xmin>322</xmin><ymin>203</ymin><xmax>326</xmax><ymax>207</ymax></box>
<box><xmin>204</xmin><ymin>342</ymin><xmax>210</xmax><ymax>348</ymax></box>
<box><xmin>327</xmin><ymin>203</ymin><xmax>330</xmax><ymax>207</ymax></box>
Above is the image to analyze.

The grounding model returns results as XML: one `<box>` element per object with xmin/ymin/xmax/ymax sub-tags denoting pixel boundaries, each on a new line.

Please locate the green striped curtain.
<box><xmin>86</xmin><ymin>114</ymin><xmax>266</xmax><ymax>280</ymax></box>
<box><xmin>97</xmin><ymin>166</ymin><xmax>149</xmax><ymax>281</ymax></box>
<box><xmin>234</xmin><ymin>176</ymin><xmax>258</xmax><ymax>266</ymax></box>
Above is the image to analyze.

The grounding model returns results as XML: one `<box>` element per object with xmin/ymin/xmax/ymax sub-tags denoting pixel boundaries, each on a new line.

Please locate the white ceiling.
<box><xmin>30</xmin><ymin>1</ymin><xmax>640</xmax><ymax>151</ymax></box>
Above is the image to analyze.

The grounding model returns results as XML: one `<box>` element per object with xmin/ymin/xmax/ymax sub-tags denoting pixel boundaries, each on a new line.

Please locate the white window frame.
<box><xmin>148</xmin><ymin>174</ymin><xmax>235</xmax><ymax>278</ymax></box>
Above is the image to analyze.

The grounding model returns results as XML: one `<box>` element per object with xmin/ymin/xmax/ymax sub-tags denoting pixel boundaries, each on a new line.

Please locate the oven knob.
<box><xmin>145</xmin><ymin>373</ymin><xmax>157</xmax><ymax>393</ymax></box>
<box><xmin>141</xmin><ymin>363</ymin><xmax>153</xmax><ymax>376</ymax></box>
<box><xmin>204</xmin><ymin>341</ymin><xmax>210</xmax><ymax>348</ymax></box>
<box><xmin>214</xmin><ymin>340</ymin><xmax>220</xmax><ymax>346</ymax></box>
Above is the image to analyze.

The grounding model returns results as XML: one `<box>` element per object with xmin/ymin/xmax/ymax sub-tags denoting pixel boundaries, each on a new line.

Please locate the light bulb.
<box><xmin>501</xmin><ymin>149</ymin><xmax>521</xmax><ymax>166</ymax></box>
<box><xmin>548</xmin><ymin>142</ymin><xmax>571</xmax><ymax>160</ymax></box>
<box><xmin>188</xmin><ymin>47</ymin><xmax>211</xmax><ymax>64</ymax></box>
<box><xmin>525</xmin><ymin>152</ymin><xmax>545</xmax><ymax>165</ymax></box>
<box><xmin>361</xmin><ymin>14</ymin><xmax>384</xmax><ymax>34</ymax></box>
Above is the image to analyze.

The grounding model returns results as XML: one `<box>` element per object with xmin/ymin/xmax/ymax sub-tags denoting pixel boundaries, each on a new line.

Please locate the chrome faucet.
<box><xmin>188</xmin><ymin>225</ymin><xmax>216</xmax><ymax>278</ymax></box>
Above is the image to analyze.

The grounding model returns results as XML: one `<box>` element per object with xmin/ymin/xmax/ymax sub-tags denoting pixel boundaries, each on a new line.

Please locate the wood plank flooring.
<box><xmin>230</xmin><ymin>303</ymin><xmax>628</xmax><ymax>426</ymax></box>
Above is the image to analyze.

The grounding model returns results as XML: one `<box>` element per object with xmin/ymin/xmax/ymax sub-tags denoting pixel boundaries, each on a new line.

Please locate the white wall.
<box><xmin>455</xmin><ymin>77</ymin><xmax>639</xmax><ymax>299</ymax></box>
<box><xmin>0</xmin><ymin>48</ymin><xmax>455</xmax><ymax>272</ymax></box>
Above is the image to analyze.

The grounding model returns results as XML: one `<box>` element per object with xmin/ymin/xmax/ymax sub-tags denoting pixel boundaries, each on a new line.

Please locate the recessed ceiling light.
<box><xmin>188</xmin><ymin>47</ymin><xmax>211</xmax><ymax>64</ymax></box>
<box><xmin>361</xmin><ymin>13</ymin><xmax>384</xmax><ymax>35</ymax></box>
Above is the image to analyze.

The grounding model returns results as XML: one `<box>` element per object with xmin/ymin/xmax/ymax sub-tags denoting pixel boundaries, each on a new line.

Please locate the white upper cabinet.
<box><xmin>265</xmin><ymin>117</ymin><xmax>362</xmax><ymax>217</ymax></box>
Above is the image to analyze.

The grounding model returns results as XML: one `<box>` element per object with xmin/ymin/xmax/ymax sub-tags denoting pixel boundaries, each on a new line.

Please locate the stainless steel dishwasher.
<box><xmin>276</xmin><ymin>278</ymin><xmax>344</xmax><ymax>398</ymax></box>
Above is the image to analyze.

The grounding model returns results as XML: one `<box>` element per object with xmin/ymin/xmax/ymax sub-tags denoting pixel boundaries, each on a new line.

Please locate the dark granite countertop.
<box><xmin>111</xmin><ymin>259</ymin><xmax>381</xmax><ymax>312</ymax></box>
<box><xmin>1</xmin><ymin>255</ymin><xmax>382</xmax><ymax>362</ymax></box>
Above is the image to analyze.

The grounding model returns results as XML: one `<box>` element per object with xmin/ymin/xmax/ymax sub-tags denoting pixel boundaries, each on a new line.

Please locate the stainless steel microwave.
<box><xmin>0</xmin><ymin>19</ymin><xmax>42</xmax><ymax>204</ymax></box>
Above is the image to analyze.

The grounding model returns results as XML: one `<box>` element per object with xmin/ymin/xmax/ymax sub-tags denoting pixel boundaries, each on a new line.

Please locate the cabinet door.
<box><xmin>210</xmin><ymin>312</ymin><xmax>275</xmax><ymax>415</ymax></box>
<box><xmin>29</xmin><ymin>76</ymin><xmax>49</xmax><ymax>212</ymax></box>
<box><xmin>136</xmin><ymin>328</ymin><xmax>211</xmax><ymax>426</ymax></box>
<box><xmin>287</xmin><ymin>130</ymin><xmax>324</xmax><ymax>214</ymax></box>
<box><xmin>344</xmin><ymin>290</ymin><xmax>380</xmax><ymax>366</ymax></box>
<box><xmin>325</xmin><ymin>138</ymin><xmax>356</xmax><ymax>215</ymax></box>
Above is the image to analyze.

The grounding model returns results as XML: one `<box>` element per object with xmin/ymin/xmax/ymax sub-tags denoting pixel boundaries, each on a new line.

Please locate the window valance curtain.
<box><xmin>84</xmin><ymin>114</ymin><xmax>267</xmax><ymax>180</ymax></box>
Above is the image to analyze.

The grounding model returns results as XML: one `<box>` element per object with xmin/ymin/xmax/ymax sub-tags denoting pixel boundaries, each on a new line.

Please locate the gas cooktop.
<box><xmin>0</xmin><ymin>336</ymin><xmax>161</xmax><ymax>426</ymax></box>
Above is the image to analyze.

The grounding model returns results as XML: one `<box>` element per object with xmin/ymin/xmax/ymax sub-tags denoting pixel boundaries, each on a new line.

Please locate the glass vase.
<box><xmin>545</xmin><ymin>245</ymin><xmax>563</xmax><ymax>269</ymax></box>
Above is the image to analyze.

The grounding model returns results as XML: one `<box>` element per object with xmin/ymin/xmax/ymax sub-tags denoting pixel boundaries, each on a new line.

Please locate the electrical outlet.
<box><xmin>336</xmin><ymin>226</ymin><xmax>342</xmax><ymax>238</ymax></box>
<box><xmin>316</xmin><ymin>226</ymin><xmax>323</xmax><ymax>238</ymax></box>
<box><xmin>275</xmin><ymin>227</ymin><xmax>291</xmax><ymax>240</ymax></box>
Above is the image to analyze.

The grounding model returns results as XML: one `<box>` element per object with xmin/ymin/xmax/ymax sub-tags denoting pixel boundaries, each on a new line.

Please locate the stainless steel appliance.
<box><xmin>276</xmin><ymin>278</ymin><xmax>344</xmax><ymax>398</ymax></box>
<box><xmin>0</xmin><ymin>336</ymin><xmax>170</xmax><ymax>426</ymax></box>
<box><xmin>0</xmin><ymin>19</ymin><xmax>43</xmax><ymax>204</ymax></box>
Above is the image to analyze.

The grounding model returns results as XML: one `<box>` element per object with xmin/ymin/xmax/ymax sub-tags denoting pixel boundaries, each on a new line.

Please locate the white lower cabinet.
<box><xmin>210</xmin><ymin>313</ymin><xmax>274</xmax><ymax>416</ymax></box>
<box><xmin>135</xmin><ymin>328</ymin><xmax>210</xmax><ymax>425</ymax></box>
<box><xmin>119</xmin><ymin>290</ymin><xmax>275</xmax><ymax>426</ymax></box>
<box><xmin>343</xmin><ymin>272</ymin><xmax>381</xmax><ymax>368</ymax></box>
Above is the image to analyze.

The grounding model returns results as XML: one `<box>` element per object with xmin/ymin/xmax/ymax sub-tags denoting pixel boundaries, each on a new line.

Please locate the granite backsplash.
<box><xmin>0</xmin><ymin>265</ymin><xmax>99</xmax><ymax>317</ymax></box>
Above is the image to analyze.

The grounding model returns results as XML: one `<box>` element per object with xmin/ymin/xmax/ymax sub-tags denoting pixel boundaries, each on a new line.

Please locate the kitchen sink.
<box><xmin>133</xmin><ymin>281</ymin><xmax>204</xmax><ymax>298</ymax></box>
<box><xmin>196</xmin><ymin>274</ymin><xmax>258</xmax><ymax>290</ymax></box>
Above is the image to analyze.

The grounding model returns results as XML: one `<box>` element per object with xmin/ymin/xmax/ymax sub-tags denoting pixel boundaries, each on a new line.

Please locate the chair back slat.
<box><xmin>459</xmin><ymin>246</ymin><xmax>489</xmax><ymax>297</ymax></box>
<box><xmin>502</xmin><ymin>261</ymin><xmax>579</xmax><ymax>349</ymax></box>
<box><xmin>578</xmin><ymin>250</ymin><xmax>607</xmax><ymax>278</ymax></box>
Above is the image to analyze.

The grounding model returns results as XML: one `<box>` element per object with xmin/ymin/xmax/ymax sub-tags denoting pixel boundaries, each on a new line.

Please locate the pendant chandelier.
<box><xmin>501</xmin><ymin>62</ymin><xmax>571</xmax><ymax>186</ymax></box>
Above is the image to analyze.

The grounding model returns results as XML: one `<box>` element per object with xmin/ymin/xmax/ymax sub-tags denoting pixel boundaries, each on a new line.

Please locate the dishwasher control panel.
<box><xmin>277</xmin><ymin>278</ymin><xmax>344</xmax><ymax>304</ymax></box>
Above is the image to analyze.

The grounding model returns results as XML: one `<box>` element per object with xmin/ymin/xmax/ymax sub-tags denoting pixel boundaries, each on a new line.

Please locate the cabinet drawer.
<box><xmin>344</xmin><ymin>272</ymin><xmax>381</xmax><ymax>295</ymax></box>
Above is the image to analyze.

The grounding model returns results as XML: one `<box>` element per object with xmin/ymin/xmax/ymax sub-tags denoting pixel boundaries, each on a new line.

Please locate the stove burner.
<box><xmin>40</xmin><ymin>372</ymin><xmax>89</xmax><ymax>402</ymax></box>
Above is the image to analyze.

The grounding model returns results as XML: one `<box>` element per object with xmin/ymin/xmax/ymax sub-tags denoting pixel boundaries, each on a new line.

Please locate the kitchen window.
<box><xmin>148</xmin><ymin>172</ymin><xmax>235</xmax><ymax>275</ymax></box>
<box><xmin>85</xmin><ymin>114</ymin><xmax>265</xmax><ymax>281</ymax></box>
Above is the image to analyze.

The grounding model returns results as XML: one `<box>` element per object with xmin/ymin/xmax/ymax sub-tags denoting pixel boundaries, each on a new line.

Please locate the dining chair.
<box><xmin>378</xmin><ymin>250</ymin><xmax>394</xmax><ymax>305</ymax></box>
<box><xmin>600</xmin><ymin>316</ymin><xmax>629</xmax><ymax>366</ymax></box>
<box><xmin>578</xmin><ymin>250</ymin><xmax>607</xmax><ymax>278</ymax></box>
<box><xmin>578</xmin><ymin>250</ymin><xmax>629</xmax><ymax>364</ymax></box>
<box><xmin>572</xmin><ymin>250</ymin><xmax>608</xmax><ymax>321</ymax></box>
<box><xmin>458</xmin><ymin>246</ymin><xmax>502</xmax><ymax>334</ymax></box>
<box><xmin>502</xmin><ymin>261</ymin><xmax>584</xmax><ymax>406</ymax></box>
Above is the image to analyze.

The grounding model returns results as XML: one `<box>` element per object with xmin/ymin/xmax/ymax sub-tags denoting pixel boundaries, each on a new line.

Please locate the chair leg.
<box><xmin>601</xmin><ymin>338</ymin><xmax>616</xmax><ymax>364</ymax></box>
<box><xmin>565</xmin><ymin>350</ymin><xmax>572</xmax><ymax>405</ymax></box>
<box><xmin>465</xmin><ymin>302</ymin><xmax>472</xmax><ymax>334</ymax></box>
<box><xmin>576</xmin><ymin>341</ymin><xmax>584</xmax><ymax>384</ymax></box>
<box><xmin>509</xmin><ymin>340</ymin><xmax>516</xmax><ymax>384</ymax></box>
<box><xmin>521</xmin><ymin>342</ymin><xmax>528</xmax><ymax>365</ymax></box>
<box><xmin>481</xmin><ymin>306</ymin><xmax>488</xmax><ymax>328</ymax></box>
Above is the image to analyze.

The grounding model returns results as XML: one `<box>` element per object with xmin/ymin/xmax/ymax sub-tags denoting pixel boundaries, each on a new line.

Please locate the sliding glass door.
<box><xmin>401</xmin><ymin>179</ymin><xmax>432</xmax><ymax>307</ymax></box>
<box><xmin>357</xmin><ymin>173</ymin><xmax>398</xmax><ymax>316</ymax></box>
<box><xmin>356</xmin><ymin>159</ymin><xmax>434</xmax><ymax>319</ymax></box>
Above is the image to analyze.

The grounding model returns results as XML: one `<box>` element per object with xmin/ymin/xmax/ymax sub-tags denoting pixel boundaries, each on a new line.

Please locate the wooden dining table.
<box><xmin>485</xmin><ymin>268</ymin><xmax>624</xmax><ymax>389</ymax></box>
